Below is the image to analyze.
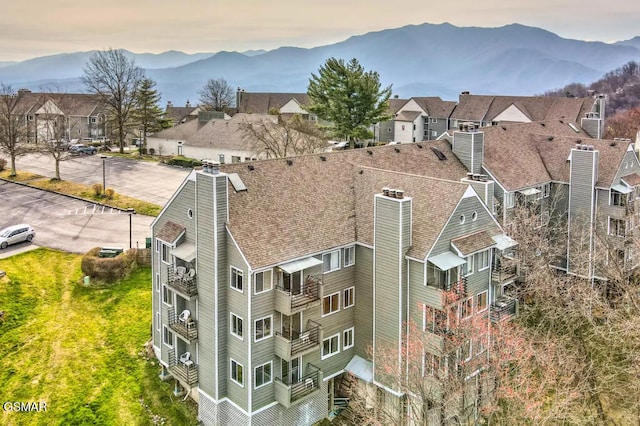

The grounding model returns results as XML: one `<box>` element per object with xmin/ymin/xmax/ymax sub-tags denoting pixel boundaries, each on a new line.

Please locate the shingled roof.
<box><xmin>221</xmin><ymin>141</ymin><xmax>470</xmax><ymax>268</ymax></box>
<box><xmin>236</xmin><ymin>92</ymin><xmax>310</xmax><ymax>114</ymax></box>
<box><xmin>411</xmin><ymin>97</ymin><xmax>457</xmax><ymax>118</ymax></box>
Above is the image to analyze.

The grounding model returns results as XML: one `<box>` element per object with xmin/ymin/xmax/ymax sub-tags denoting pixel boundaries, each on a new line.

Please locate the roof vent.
<box><xmin>367</xmin><ymin>150</ymin><xmax>373</xmax><ymax>155</ymax></box>
<box><xmin>540</xmin><ymin>123</ymin><xmax>546</xmax><ymax>127</ymax></box>
<box><xmin>382</xmin><ymin>187</ymin><xmax>390</xmax><ymax>196</ymax></box>
<box><xmin>587</xmin><ymin>145</ymin><xmax>594</xmax><ymax>151</ymax></box>
<box><xmin>548</xmin><ymin>136</ymin><xmax>554</xmax><ymax>141</ymax></box>
<box><xmin>247</xmin><ymin>164</ymin><xmax>255</xmax><ymax>171</ymax></box>
<box><xmin>320</xmin><ymin>156</ymin><xmax>327</xmax><ymax>161</ymax></box>
<box><xmin>559</xmin><ymin>120</ymin><xmax>564</xmax><ymax>124</ymax></box>
<box><xmin>431</xmin><ymin>147</ymin><xmax>447</xmax><ymax>161</ymax></box>
<box><xmin>286</xmin><ymin>159</ymin><xmax>293</xmax><ymax>166</ymax></box>
<box><xmin>416</xmin><ymin>144</ymin><xmax>423</xmax><ymax>149</ymax></box>
<box><xmin>388</xmin><ymin>189</ymin><xmax>396</xmax><ymax>198</ymax></box>
<box><xmin>610</xmin><ymin>142</ymin><xmax>617</xmax><ymax>147</ymax></box>
<box><xmin>395</xmin><ymin>189</ymin><xmax>404</xmax><ymax>199</ymax></box>
<box><xmin>394</xmin><ymin>148</ymin><xmax>400</xmax><ymax>153</ymax></box>
<box><xmin>501</xmin><ymin>126</ymin><xmax>507</xmax><ymax>131</ymax></box>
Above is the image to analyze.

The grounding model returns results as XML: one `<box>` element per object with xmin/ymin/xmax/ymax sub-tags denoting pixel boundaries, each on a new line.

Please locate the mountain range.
<box><xmin>0</xmin><ymin>22</ymin><xmax>638</xmax><ymax>104</ymax></box>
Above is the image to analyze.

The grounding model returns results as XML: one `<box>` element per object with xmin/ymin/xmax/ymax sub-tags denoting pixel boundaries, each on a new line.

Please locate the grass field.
<box><xmin>0</xmin><ymin>249</ymin><xmax>198</xmax><ymax>425</ymax></box>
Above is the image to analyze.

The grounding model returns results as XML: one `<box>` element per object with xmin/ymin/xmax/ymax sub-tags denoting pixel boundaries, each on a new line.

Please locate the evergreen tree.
<box><xmin>133</xmin><ymin>78</ymin><xmax>170</xmax><ymax>155</ymax></box>
<box><xmin>307</xmin><ymin>58</ymin><xmax>392</xmax><ymax>148</ymax></box>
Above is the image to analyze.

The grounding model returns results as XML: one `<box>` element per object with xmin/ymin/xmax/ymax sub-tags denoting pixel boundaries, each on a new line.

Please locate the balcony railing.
<box><xmin>168</xmin><ymin>307</ymin><xmax>198</xmax><ymax>341</ymax></box>
<box><xmin>167</xmin><ymin>266</ymin><xmax>198</xmax><ymax>297</ymax></box>
<box><xmin>274</xmin><ymin>364</ymin><xmax>322</xmax><ymax>408</ymax></box>
<box><xmin>275</xmin><ymin>320</ymin><xmax>322</xmax><ymax>359</ymax></box>
<box><xmin>275</xmin><ymin>275</ymin><xmax>322</xmax><ymax>315</ymax></box>
<box><xmin>490</xmin><ymin>296</ymin><xmax>518</xmax><ymax>323</ymax></box>
<box><xmin>491</xmin><ymin>259</ymin><xmax>519</xmax><ymax>284</ymax></box>
<box><xmin>168</xmin><ymin>351</ymin><xmax>198</xmax><ymax>387</ymax></box>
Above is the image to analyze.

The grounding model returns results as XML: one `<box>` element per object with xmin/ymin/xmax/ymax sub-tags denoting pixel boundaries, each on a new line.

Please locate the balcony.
<box><xmin>491</xmin><ymin>258</ymin><xmax>519</xmax><ymax>285</ymax></box>
<box><xmin>167</xmin><ymin>266</ymin><xmax>197</xmax><ymax>297</ymax></box>
<box><xmin>168</xmin><ymin>307</ymin><xmax>198</xmax><ymax>342</ymax></box>
<box><xmin>274</xmin><ymin>364</ymin><xmax>322</xmax><ymax>408</ymax></box>
<box><xmin>274</xmin><ymin>275</ymin><xmax>322</xmax><ymax>316</ymax></box>
<box><xmin>490</xmin><ymin>296</ymin><xmax>518</xmax><ymax>323</ymax></box>
<box><xmin>168</xmin><ymin>351</ymin><xmax>198</xmax><ymax>387</ymax></box>
<box><xmin>275</xmin><ymin>321</ymin><xmax>322</xmax><ymax>360</ymax></box>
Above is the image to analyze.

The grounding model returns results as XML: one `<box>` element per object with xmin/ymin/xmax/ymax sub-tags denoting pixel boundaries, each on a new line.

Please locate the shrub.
<box><xmin>167</xmin><ymin>156</ymin><xmax>202</xmax><ymax>168</ymax></box>
<box><xmin>0</xmin><ymin>158</ymin><xmax>6</xmax><ymax>171</ymax></box>
<box><xmin>81</xmin><ymin>247</ymin><xmax>138</xmax><ymax>283</ymax></box>
<box><xmin>92</xmin><ymin>183</ymin><xmax>103</xmax><ymax>196</ymax></box>
<box><xmin>149</xmin><ymin>148</ymin><xmax>155</xmax><ymax>155</ymax></box>
<box><xmin>105</xmin><ymin>188</ymin><xmax>115</xmax><ymax>200</ymax></box>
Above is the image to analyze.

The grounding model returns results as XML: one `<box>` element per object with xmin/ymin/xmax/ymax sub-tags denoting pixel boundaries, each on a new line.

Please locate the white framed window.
<box><xmin>254</xmin><ymin>361</ymin><xmax>272</xmax><ymax>389</ymax></box>
<box><xmin>231</xmin><ymin>267</ymin><xmax>243</xmax><ymax>292</ymax></box>
<box><xmin>230</xmin><ymin>313</ymin><xmax>243</xmax><ymax>340</ymax></box>
<box><xmin>322</xmin><ymin>333</ymin><xmax>340</xmax><ymax>359</ymax></box>
<box><xmin>543</xmin><ymin>183</ymin><xmax>551</xmax><ymax>198</ymax></box>
<box><xmin>431</xmin><ymin>130</ymin><xmax>437</xmax><ymax>137</ymax></box>
<box><xmin>477</xmin><ymin>250</ymin><xmax>490</xmax><ymax>271</ymax></box>
<box><xmin>423</xmin><ymin>305</ymin><xmax>447</xmax><ymax>333</ymax></box>
<box><xmin>162</xmin><ymin>285</ymin><xmax>173</xmax><ymax>306</ymax></box>
<box><xmin>254</xmin><ymin>315</ymin><xmax>272</xmax><ymax>342</ymax></box>
<box><xmin>254</xmin><ymin>271</ymin><xmax>272</xmax><ymax>294</ymax></box>
<box><xmin>461</xmin><ymin>297</ymin><xmax>473</xmax><ymax>319</ymax></box>
<box><xmin>431</xmin><ymin>118</ymin><xmax>438</xmax><ymax>123</ymax></box>
<box><xmin>323</xmin><ymin>250</ymin><xmax>341</xmax><ymax>273</ymax></box>
<box><xmin>161</xmin><ymin>243</ymin><xmax>170</xmax><ymax>264</ymax></box>
<box><xmin>219</xmin><ymin>154</ymin><xmax>225</xmax><ymax>164</ymax></box>
<box><xmin>471</xmin><ymin>211</ymin><xmax>478</xmax><ymax>221</ymax></box>
<box><xmin>477</xmin><ymin>290</ymin><xmax>488</xmax><ymax>313</ymax></box>
<box><xmin>505</xmin><ymin>192</ymin><xmax>515</xmax><ymax>209</ymax></box>
<box><xmin>162</xmin><ymin>326</ymin><xmax>173</xmax><ymax>347</ymax></box>
<box><xmin>423</xmin><ymin>352</ymin><xmax>442</xmax><ymax>376</ymax></box>
<box><xmin>155</xmin><ymin>238</ymin><xmax>160</xmax><ymax>253</ymax></box>
<box><xmin>609</xmin><ymin>217</ymin><xmax>626</xmax><ymax>237</ymax></box>
<box><xmin>155</xmin><ymin>273</ymin><xmax>160</xmax><ymax>291</ymax></box>
<box><xmin>156</xmin><ymin>312</ymin><xmax>161</xmax><ymax>332</ymax></box>
<box><xmin>343</xmin><ymin>286</ymin><xmax>355</xmax><ymax>309</ymax></box>
<box><xmin>343</xmin><ymin>327</ymin><xmax>354</xmax><ymax>350</ymax></box>
<box><xmin>344</xmin><ymin>246</ymin><xmax>355</xmax><ymax>267</ymax></box>
<box><xmin>464</xmin><ymin>255</ymin><xmax>474</xmax><ymax>276</ymax></box>
<box><xmin>230</xmin><ymin>359</ymin><xmax>244</xmax><ymax>386</ymax></box>
<box><xmin>460</xmin><ymin>339</ymin><xmax>472</xmax><ymax>362</ymax></box>
<box><xmin>322</xmin><ymin>292</ymin><xmax>340</xmax><ymax>316</ymax></box>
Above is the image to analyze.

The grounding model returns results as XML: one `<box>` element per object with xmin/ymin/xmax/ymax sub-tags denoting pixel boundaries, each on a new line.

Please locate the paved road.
<box><xmin>16</xmin><ymin>152</ymin><xmax>190</xmax><ymax>206</ymax></box>
<box><xmin>0</xmin><ymin>180</ymin><xmax>154</xmax><ymax>258</ymax></box>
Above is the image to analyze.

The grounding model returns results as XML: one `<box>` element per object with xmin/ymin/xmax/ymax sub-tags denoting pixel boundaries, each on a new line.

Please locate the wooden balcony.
<box><xmin>168</xmin><ymin>307</ymin><xmax>198</xmax><ymax>342</ymax></box>
<box><xmin>490</xmin><ymin>296</ymin><xmax>518</xmax><ymax>323</ymax></box>
<box><xmin>274</xmin><ymin>364</ymin><xmax>322</xmax><ymax>408</ymax></box>
<box><xmin>491</xmin><ymin>259</ymin><xmax>519</xmax><ymax>285</ymax></box>
<box><xmin>168</xmin><ymin>352</ymin><xmax>198</xmax><ymax>388</ymax></box>
<box><xmin>274</xmin><ymin>321</ymin><xmax>322</xmax><ymax>360</ymax></box>
<box><xmin>167</xmin><ymin>266</ymin><xmax>197</xmax><ymax>297</ymax></box>
<box><xmin>274</xmin><ymin>276</ymin><xmax>322</xmax><ymax>316</ymax></box>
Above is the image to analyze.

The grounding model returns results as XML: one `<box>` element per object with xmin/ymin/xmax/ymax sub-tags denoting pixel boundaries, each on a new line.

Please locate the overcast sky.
<box><xmin>1</xmin><ymin>0</ymin><xmax>638</xmax><ymax>62</ymax></box>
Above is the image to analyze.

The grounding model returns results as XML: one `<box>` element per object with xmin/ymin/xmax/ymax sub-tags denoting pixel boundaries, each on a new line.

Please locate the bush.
<box><xmin>167</xmin><ymin>156</ymin><xmax>202</xmax><ymax>168</ymax></box>
<box><xmin>149</xmin><ymin>148</ymin><xmax>155</xmax><ymax>155</ymax></box>
<box><xmin>81</xmin><ymin>247</ymin><xmax>137</xmax><ymax>283</ymax></box>
<box><xmin>105</xmin><ymin>188</ymin><xmax>115</xmax><ymax>200</ymax></box>
<box><xmin>0</xmin><ymin>158</ymin><xmax>6</xmax><ymax>171</ymax></box>
<box><xmin>92</xmin><ymin>183</ymin><xmax>103</xmax><ymax>196</ymax></box>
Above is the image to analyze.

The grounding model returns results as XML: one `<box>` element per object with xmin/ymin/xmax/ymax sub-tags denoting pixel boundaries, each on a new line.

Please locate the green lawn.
<box><xmin>0</xmin><ymin>249</ymin><xmax>198</xmax><ymax>425</ymax></box>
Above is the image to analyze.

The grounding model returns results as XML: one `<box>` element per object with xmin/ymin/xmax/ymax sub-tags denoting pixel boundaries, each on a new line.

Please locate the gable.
<box><xmin>36</xmin><ymin>99</ymin><xmax>64</xmax><ymax>116</ymax></box>
<box><xmin>280</xmin><ymin>99</ymin><xmax>308</xmax><ymax>114</ymax></box>
<box><xmin>492</xmin><ymin>104</ymin><xmax>531</xmax><ymax>123</ymax></box>
<box><xmin>397</xmin><ymin>99</ymin><xmax>426</xmax><ymax>115</ymax></box>
<box><xmin>613</xmin><ymin>146</ymin><xmax>640</xmax><ymax>187</ymax></box>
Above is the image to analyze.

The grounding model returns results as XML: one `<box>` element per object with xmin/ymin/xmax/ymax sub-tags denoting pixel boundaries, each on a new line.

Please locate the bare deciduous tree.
<box><xmin>198</xmin><ymin>78</ymin><xmax>234</xmax><ymax>111</ymax></box>
<box><xmin>0</xmin><ymin>84</ymin><xmax>29</xmax><ymax>176</ymax></box>
<box><xmin>82</xmin><ymin>48</ymin><xmax>144</xmax><ymax>154</ymax></box>
<box><xmin>240</xmin><ymin>114</ymin><xmax>328</xmax><ymax>159</ymax></box>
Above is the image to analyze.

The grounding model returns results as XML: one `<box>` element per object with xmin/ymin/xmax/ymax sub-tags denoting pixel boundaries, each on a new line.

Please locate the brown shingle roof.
<box><xmin>451</xmin><ymin>231</ymin><xmax>495</xmax><ymax>256</ymax></box>
<box><xmin>187</xmin><ymin>113</ymin><xmax>270</xmax><ymax>151</ymax></box>
<box><xmin>411</xmin><ymin>97</ymin><xmax>457</xmax><ymax>118</ymax></box>
<box><xmin>395</xmin><ymin>111</ymin><xmax>422</xmax><ymax>122</ymax></box>
<box><xmin>157</xmin><ymin>221</ymin><xmax>185</xmax><ymax>244</ymax></box>
<box><xmin>221</xmin><ymin>141</ymin><xmax>470</xmax><ymax>268</ymax></box>
<box><xmin>622</xmin><ymin>173</ymin><xmax>640</xmax><ymax>187</ymax></box>
<box><xmin>236</xmin><ymin>92</ymin><xmax>309</xmax><ymax>114</ymax></box>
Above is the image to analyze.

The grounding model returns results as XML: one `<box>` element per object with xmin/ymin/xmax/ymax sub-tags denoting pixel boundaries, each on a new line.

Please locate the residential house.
<box><xmin>151</xmin><ymin>141</ymin><xmax>519</xmax><ymax>425</ymax></box>
<box><xmin>378</xmin><ymin>97</ymin><xmax>457</xmax><ymax>143</ymax></box>
<box><xmin>449</xmin><ymin>92</ymin><xmax>605</xmax><ymax>138</ymax></box>
<box><xmin>236</xmin><ymin>89</ymin><xmax>313</xmax><ymax>120</ymax></box>
<box><xmin>164</xmin><ymin>100</ymin><xmax>204</xmax><ymax>126</ymax></box>
<box><xmin>450</xmin><ymin>119</ymin><xmax>640</xmax><ymax>279</ymax></box>
<box><xmin>13</xmin><ymin>90</ymin><xmax>107</xmax><ymax>142</ymax></box>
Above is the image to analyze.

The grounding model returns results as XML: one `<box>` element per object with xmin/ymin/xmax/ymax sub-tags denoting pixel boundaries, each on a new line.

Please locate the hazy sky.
<box><xmin>1</xmin><ymin>0</ymin><xmax>638</xmax><ymax>62</ymax></box>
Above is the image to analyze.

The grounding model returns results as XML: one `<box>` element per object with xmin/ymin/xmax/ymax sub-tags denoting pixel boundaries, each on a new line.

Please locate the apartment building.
<box><xmin>151</xmin><ymin>140</ymin><xmax>519</xmax><ymax>425</ymax></box>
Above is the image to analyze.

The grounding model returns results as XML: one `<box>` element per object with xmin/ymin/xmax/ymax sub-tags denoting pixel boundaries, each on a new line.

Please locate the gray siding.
<box><xmin>354</xmin><ymin>246</ymin><xmax>373</xmax><ymax>360</ymax></box>
<box><xmin>251</xmin><ymin>268</ymin><xmax>275</xmax><ymax>411</ymax></box>
<box><xmin>453</xmin><ymin>131</ymin><xmax>484</xmax><ymax>174</ymax></box>
<box><xmin>614</xmin><ymin>150</ymin><xmax>640</xmax><ymax>184</ymax></box>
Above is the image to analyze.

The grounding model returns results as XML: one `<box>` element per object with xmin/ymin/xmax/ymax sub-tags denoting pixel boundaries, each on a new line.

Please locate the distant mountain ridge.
<box><xmin>0</xmin><ymin>22</ymin><xmax>638</xmax><ymax>103</ymax></box>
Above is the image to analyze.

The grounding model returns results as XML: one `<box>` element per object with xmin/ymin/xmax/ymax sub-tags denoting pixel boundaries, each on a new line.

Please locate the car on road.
<box><xmin>69</xmin><ymin>144</ymin><xmax>97</xmax><ymax>155</ymax></box>
<box><xmin>0</xmin><ymin>224</ymin><xmax>36</xmax><ymax>249</ymax></box>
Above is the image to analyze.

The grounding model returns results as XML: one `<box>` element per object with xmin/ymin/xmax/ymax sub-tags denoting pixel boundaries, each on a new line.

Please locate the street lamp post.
<box><xmin>101</xmin><ymin>155</ymin><xmax>107</xmax><ymax>195</ymax></box>
<box><xmin>127</xmin><ymin>208</ymin><xmax>136</xmax><ymax>249</ymax></box>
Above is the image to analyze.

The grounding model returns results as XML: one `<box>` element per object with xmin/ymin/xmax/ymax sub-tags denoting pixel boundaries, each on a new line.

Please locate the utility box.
<box><xmin>145</xmin><ymin>237</ymin><xmax>152</xmax><ymax>249</ymax></box>
<box><xmin>98</xmin><ymin>247</ymin><xmax>124</xmax><ymax>258</ymax></box>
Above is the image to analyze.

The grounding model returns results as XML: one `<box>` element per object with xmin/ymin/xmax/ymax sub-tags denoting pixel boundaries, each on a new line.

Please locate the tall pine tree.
<box><xmin>132</xmin><ymin>78</ymin><xmax>170</xmax><ymax>155</ymax></box>
<box><xmin>307</xmin><ymin>58</ymin><xmax>392</xmax><ymax>148</ymax></box>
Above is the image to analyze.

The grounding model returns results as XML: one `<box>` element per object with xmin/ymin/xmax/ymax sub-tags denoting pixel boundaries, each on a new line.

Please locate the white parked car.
<box><xmin>0</xmin><ymin>224</ymin><xmax>36</xmax><ymax>249</ymax></box>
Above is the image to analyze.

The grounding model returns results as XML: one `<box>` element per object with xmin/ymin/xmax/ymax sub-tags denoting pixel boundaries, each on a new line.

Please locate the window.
<box><xmin>423</xmin><ymin>305</ymin><xmax>447</xmax><ymax>333</ymax></box>
<box><xmin>471</xmin><ymin>211</ymin><xmax>478</xmax><ymax>221</ymax></box>
<box><xmin>254</xmin><ymin>316</ymin><xmax>272</xmax><ymax>342</ymax></box>
<box><xmin>543</xmin><ymin>183</ymin><xmax>551</xmax><ymax>198</ymax></box>
<box><xmin>610</xmin><ymin>190</ymin><xmax>627</xmax><ymax>207</ymax></box>
<box><xmin>156</xmin><ymin>312</ymin><xmax>161</xmax><ymax>331</ymax></box>
<box><xmin>155</xmin><ymin>273</ymin><xmax>160</xmax><ymax>292</ymax></box>
<box><xmin>161</xmin><ymin>243</ymin><xmax>170</xmax><ymax>264</ymax></box>
<box><xmin>230</xmin><ymin>359</ymin><xmax>244</xmax><ymax>386</ymax></box>
<box><xmin>156</xmin><ymin>239</ymin><xmax>160</xmax><ymax>253</ymax></box>
<box><xmin>387</xmin><ymin>127</ymin><xmax>392</xmax><ymax>133</ymax></box>
<box><xmin>231</xmin><ymin>267</ymin><xmax>243</xmax><ymax>292</ymax></box>
<box><xmin>343</xmin><ymin>286</ymin><xmax>355</xmax><ymax>309</ymax></box>
<box><xmin>323</xmin><ymin>292</ymin><xmax>340</xmax><ymax>316</ymax></box>
<box><xmin>431</xmin><ymin>118</ymin><xmax>438</xmax><ymax>124</ymax></box>
<box><xmin>343</xmin><ymin>327</ymin><xmax>354</xmax><ymax>350</ymax></box>
<box><xmin>505</xmin><ymin>192</ymin><xmax>515</xmax><ymax>209</ymax></box>
<box><xmin>187</xmin><ymin>208</ymin><xmax>193</xmax><ymax>219</ymax></box>
<box><xmin>322</xmin><ymin>333</ymin><xmax>340</xmax><ymax>359</ymax></box>
<box><xmin>460</xmin><ymin>339</ymin><xmax>472</xmax><ymax>362</ymax></box>
<box><xmin>231</xmin><ymin>156</ymin><xmax>241</xmax><ymax>163</ymax></box>
<box><xmin>423</xmin><ymin>353</ymin><xmax>441</xmax><ymax>376</ymax></box>
<box><xmin>344</xmin><ymin>246</ymin><xmax>355</xmax><ymax>267</ymax></box>
<box><xmin>162</xmin><ymin>326</ymin><xmax>173</xmax><ymax>347</ymax></box>
<box><xmin>254</xmin><ymin>362</ymin><xmax>272</xmax><ymax>388</ymax></box>
<box><xmin>461</xmin><ymin>297</ymin><xmax>473</xmax><ymax>319</ymax></box>
<box><xmin>162</xmin><ymin>285</ymin><xmax>173</xmax><ymax>306</ymax></box>
<box><xmin>254</xmin><ymin>271</ymin><xmax>272</xmax><ymax>294</ymax></box>
<box><xmin>218</xmin><ymin>154</ymin><xmax>225</xmax><ymax>164</ymax></box>
<box><xmin>464</xmin><ymin>256</ymin><xmax>474</xmax><ymax>276</ymax></box>
<box><xmin>323</xmin><ymin>250</ymin><xmax>340</xmax><ymax>273</ymax></box>
<box><xmin>91</xmin><ymin>117</ymin><xmax>97</xmax><ymax>123</ymax></box>
<box><xmin>431</xmin><ymin>130</ymin><xmax>437</xmax><ymax>137</ymax></box>
<box><xmin>477</xmin><ymin>250</ymin><xmax>490</xmax><ymax>270</ymax></box>
<box><xmin>230</xmin><ymin>313</ymin><xmax>243</xmax><ymax>339</ymax></box>
<box><xmin>27</xmin><ymin>115</ymin><xmax>34</xmax><ymax>121</ymax></box>
<box><xmin>609</xmin><ymin>217</ymin><xmax>626</xmax><ymax>237</ymax></box>
<box><xmin>459</xmin><ymin>214</ymin><xmax>465</xmax><ymax>224</ymax></box>
<box><xmin>477</xmin><ymin>291</ymin><xmax>488</xmax><ymax>312</ymax></box>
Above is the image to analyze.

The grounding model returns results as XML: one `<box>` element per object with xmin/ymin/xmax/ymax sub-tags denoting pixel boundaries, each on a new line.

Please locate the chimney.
<box><xmin>167</xmin><ymin>100</ymin><xmax>173</xmax><ymax>108</ymax></box>
<box><xmin>185</xmin><ymin>100</ymin><xmax>191</xmax><ymax>108</ymax></box>
<box><xmin>453</xmin><ymin>123</ymin><xmax>484</xmax><ymax>175</ymax></box>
